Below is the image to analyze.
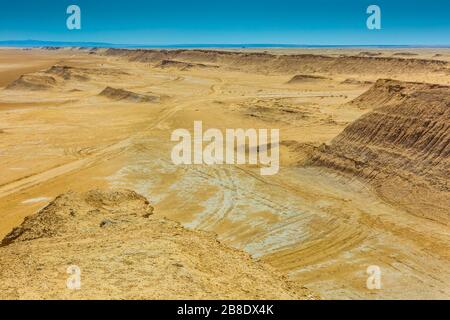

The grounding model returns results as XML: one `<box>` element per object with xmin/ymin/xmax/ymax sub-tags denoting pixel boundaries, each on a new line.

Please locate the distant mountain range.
<box><xmin>1</xmin><ymin>40</ymin><xmax>449</xmax><ymax>49</ymax></box>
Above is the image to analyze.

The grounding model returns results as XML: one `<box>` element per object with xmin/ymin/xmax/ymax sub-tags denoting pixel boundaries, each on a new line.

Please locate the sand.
<box><xmin>0</xmin><ymin>47</ymin><xmax>449</xmax><ymax>299</ymax></box>
<box><xmin>0</xmin><ymin>189</ymin><xmax>315</xmax><ymax>299</ymax></box>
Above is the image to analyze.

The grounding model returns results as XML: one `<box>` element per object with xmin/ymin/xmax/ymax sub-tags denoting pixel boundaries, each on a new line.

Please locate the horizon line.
<box><xmin>1</xmin><ymin>40</ymin><xmax>450</xmax><ymax>49</ymax></box>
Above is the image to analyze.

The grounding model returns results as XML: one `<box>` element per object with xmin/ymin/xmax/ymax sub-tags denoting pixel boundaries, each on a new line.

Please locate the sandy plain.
<box><xmin>0</xmin><ymin>47</ymin><xmax>449</xmax><ymax>299</ymax></box>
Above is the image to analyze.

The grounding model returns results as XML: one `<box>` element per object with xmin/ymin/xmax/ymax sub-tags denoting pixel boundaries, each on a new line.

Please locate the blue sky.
<box><xmin>0</xmin><ymin>0</ymin><xmax>449</xmax><ymax>45</ymax></box>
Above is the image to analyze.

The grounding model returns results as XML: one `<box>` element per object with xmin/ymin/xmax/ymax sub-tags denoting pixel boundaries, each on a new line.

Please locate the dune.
<box><xmin>309</xmin><ymin>79</ymin><xmax>450</xmax><ymax>222</ymax></box>
<box><xmin>0</xmin><ymin>189</ymin><xmax>316</xmax><ymax>299</ymax></box>
<box><xmin>99</xmin><ymin>86</ymin><xmax>159</xmax><ymax>103</ymax></box>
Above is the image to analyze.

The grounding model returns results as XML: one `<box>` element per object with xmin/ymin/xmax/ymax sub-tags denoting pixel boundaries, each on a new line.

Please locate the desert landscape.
<box><xmin>0</xmin><ymin>47</ymin><xmax>449</xmax><ymax>299</ymax></box>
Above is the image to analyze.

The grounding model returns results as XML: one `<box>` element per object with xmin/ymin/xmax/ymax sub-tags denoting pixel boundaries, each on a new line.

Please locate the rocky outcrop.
<box><xmin>0</xmin><ymin>189</ymin><xmax>316</xmax><ymax>299</ymax></box>
<box><xmin>309</xmin><ymin>80</ymin><xmax>450</xmax><ymax>222</ymax></box>
<box><xmin>287</xmin><ymin>74</ymin><xmax>328</xmax><ymax>84</ymax></box>
<box><xmin>6</xmin><ymin>74</ymin><xmax>57</xmax><ymax>90</ymax></box>
<box><xmin>99</xmin><ymin>87</ymin><xmax>159</xmax><ymax>103</ymax></box>
<box><xmin>102</xmin><ymin>48</ymin><xmax>448</xmax><ymax>75</ymax></box>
